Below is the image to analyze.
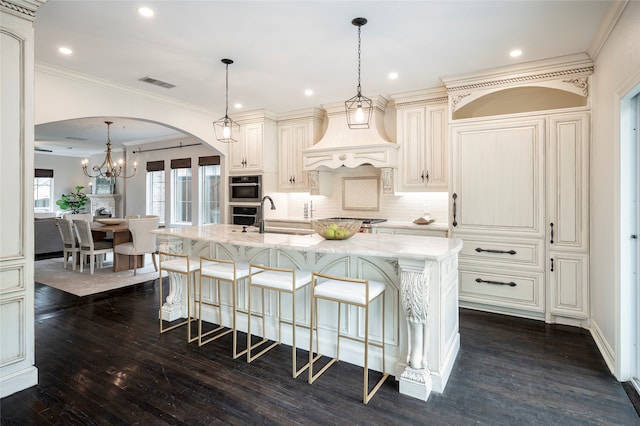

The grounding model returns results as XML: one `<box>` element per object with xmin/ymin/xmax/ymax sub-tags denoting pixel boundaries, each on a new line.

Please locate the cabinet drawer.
<box><xmin>459</xmin><ymin>268</ymin><xmax>544</xmax><ymax>312</ymax></box>
<box><xmin>458</xmin><ymin>237</ymin><xmax>544</xmax><ymax>270</ymax></box>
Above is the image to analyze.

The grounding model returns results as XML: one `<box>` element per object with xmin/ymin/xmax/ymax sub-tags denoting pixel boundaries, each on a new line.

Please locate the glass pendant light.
<box><xmin>213</xmin><ymin>58</ymin><xmax>240</xmax><ymax>143</ymax></box>
<box><xmin>345</xmin><ymin>17</ymin><xmax>372</xmax><ymax>129</ymax></box>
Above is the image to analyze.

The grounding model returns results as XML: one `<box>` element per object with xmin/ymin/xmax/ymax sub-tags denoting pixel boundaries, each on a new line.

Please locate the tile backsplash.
<box><xmin>263</xmin><ymin>166</ymin><xmax>449</xmax><ymax>223</ymax></box>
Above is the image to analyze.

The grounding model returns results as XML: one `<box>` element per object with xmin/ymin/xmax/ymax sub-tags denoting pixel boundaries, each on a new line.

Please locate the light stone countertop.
<box><xmin>372</xmin><ymin>220</ymin><xmax>449</xmax><ymax>232</ymax></box>
<box><xmin>152</xmin><ymin>224</ymin><xmax>462</xmax><ymax>262</ymax></box>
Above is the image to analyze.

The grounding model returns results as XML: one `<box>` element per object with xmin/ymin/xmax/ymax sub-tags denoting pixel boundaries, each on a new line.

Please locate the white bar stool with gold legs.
<box><xmin>247</xmin><ymin>264</ymin><xmax>312</xmax><ymax>378</ymax></box>
<box><xmin>158</xmin><ymin>251</ymin><xmax>201</xmax><ymax>343</ymax></box>
<box><xmin>199</xmin><ymin>256</ymin><xmax>250</xmax><ymax>359</ymax></box>
<box><xmin>308</xmin><ymin>272</ymin><xmax>389</xmax><ymax>404</ymax></box>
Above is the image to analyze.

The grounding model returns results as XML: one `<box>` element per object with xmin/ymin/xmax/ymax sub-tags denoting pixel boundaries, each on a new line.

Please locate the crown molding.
<box><xmin>0</xmin><ymin>0</ymin><xmax>46</xmax><ymax>21</ymax></box>
<box><xmin>389</xmin><ymin>87</ymin><xmax>448</xmax><ymax>108</ymax></box>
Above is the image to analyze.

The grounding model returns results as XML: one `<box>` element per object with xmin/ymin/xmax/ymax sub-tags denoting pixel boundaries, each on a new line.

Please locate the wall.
<box><xmin>34</xmin><ymin>153</ymin><xmax>89</xmax><ymax>213</ymax></box>
<box><xmin>123</xmin><ymin>137</ymin><xmax>222</xmax><ymax>224</ymax></box>
<box><xmin>590</xmin><ymin>0</ymin><xmax>640</xmax><ymax>378</ymax></box>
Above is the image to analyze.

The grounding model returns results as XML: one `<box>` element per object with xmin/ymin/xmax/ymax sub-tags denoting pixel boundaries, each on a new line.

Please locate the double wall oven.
<box><xmin>229</xmin><ymin>175</ymin><xmax>262</xmax><ymax>226</ymax></box>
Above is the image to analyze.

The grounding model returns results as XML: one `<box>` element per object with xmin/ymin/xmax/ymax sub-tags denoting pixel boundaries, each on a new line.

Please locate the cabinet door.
<box><xmin>228</xmin><ymin>130</ymin><xmax>247</xmax><ymax>172</ymax></box>
<box><xmin>400</xmin><ymin>107</ymin><xmax>427</xmax><ymax>189</ymax></box>
<box><xmin>290</xmin><ymin>123</ymin><xmax>310</xmax><ymax>189</ymax></box>
<box><xmin>243</xmin><ymin>123</ymin><xmax>263</xmax><ymax>172</ymax></box>
<box><xmin>277</xmin><ymin>125</ymin><xmax>293</xmax><ymax>188</ymax></box>
<box><xmin>547</xmin><ymin>113</ymin><xmax>589</xmax><ymax>251</ymax></box>
<box><xmin>548</xmin><ymin>252</ymin><xmax>589</xmax><ymax>318</ymax></box>
<box><xmin>451</xmin><ymin>118</ymin><xmax>545</xmax><ymax>238</ymax></box>
<box><xmin>399</xmin><ymin>105</ymin><xmax>448</xmax><ymax>191</ymax></box>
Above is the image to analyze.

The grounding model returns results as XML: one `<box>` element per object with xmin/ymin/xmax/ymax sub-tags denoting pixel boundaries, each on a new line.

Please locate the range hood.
<box><xmin>302</xmin><ymin>96</ymin><xmax>398</xmax><ymax>170</ymax></box>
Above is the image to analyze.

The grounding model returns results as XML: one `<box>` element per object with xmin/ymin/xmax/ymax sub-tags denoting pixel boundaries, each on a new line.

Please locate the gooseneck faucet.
<box><xmin>259</xmin><ymin>195</ymin><xmax>276</xmax><ymax>234</ymax></box>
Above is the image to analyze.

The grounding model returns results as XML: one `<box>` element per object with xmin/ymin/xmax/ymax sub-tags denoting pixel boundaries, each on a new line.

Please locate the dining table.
<box><xmin>90</xmin><ymin>221</ymin><xmax>144</xmax><ymax>272</ymax></box>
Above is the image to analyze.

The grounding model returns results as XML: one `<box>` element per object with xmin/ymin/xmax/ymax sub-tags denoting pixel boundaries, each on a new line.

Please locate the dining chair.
<box><xmin>73</xmin><ymin>219</ymin><xmax>114</xmax><ymax>274</ymax></box>
<box><xmin>124</xmin><ymin>214</ymin><xmax>140</xmax><ymax>219</ymax></box>
<box><xmin>63</xmin><ymin>213</ymin><xmax>93</xmax><ymax>222</ymax></box>
<box><xmin>55</xmin><ymin>218</ymin><xmax>81</xmax><ymax>270</ymax></box>
<box><xmin>114</xmin><ymin>216</ymin><xmax>160</xmax><ymax>275</ymax></box>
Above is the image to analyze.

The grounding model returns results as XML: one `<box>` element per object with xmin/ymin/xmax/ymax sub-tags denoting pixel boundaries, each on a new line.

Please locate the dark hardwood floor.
<box><xmin>1</xmin><ymin>278</ymin><xmax>639</xmax><ymax>425</ymax></box>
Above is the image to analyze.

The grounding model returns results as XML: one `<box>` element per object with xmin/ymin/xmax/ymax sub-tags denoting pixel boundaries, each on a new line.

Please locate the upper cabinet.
<box><xmin>228</xmin><ymin>110</ymin><xmax>277</xmax><ymax>175</ymax></box>
<box><xmin>277</xmin><ymin>108</ymin><xmax>323</xmax><ymax>191</ymax></box>
<box><xmin>392</xmin><ymin>89</ymin><xmax>449</xmax><ymax>192</ymax></box>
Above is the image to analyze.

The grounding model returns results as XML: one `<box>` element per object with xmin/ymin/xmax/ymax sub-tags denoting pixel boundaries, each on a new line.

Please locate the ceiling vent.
<box><xmin>138</xmin><ymin>76</ymin><xmax>176</xmax><ymax>89</ymax></box>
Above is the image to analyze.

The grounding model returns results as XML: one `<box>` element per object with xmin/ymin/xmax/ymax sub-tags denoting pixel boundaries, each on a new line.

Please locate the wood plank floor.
<box><xmin>1</xmin><ymin>278</ymin><xmax>639</xmax><ymax>425</ymax></box>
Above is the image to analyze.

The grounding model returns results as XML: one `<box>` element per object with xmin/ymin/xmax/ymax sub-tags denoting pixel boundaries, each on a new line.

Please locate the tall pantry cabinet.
<box><xmin>445</xmin><ymin>54</ymin><xmax>593</xmax><ymax>326</ymax></box>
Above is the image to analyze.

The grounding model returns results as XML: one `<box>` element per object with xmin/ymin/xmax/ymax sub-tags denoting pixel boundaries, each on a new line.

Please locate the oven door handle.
<box><xmin>230</xmin><ymin>183</ymin><xmax>259</xmax><ymax>187</ymax></box>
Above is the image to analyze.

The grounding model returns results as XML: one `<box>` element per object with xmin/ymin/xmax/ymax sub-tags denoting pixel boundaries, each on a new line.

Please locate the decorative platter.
<box><xmin>96</xmin><ymin>218</ymin><xmax>127</xmax><ymax>225</ymax></box>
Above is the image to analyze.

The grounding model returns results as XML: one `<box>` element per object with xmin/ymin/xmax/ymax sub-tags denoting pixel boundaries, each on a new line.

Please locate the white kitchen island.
<box><xmin>152</xmin><ymin>224</ymin><xmax>462</xmax><ymax>401</ymax></box>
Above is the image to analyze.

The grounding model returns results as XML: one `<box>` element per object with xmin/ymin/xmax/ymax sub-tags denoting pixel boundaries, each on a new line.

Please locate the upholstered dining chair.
<box><xmin>124</xmin><ymin>214</ymin><xmax>140</xmax><ymax>219</ymax></box>
<box><xmin>55</xmin><ymin>218</ymin><xmax>81</xmax><ymax>270</ymax></box>
<box><xmin>114</xmin><ymin>216</ymin><xmax>160</xmax><ymax>275</ymax></box>
<box><xmin>63</xmin><ymin>213</ymin><xmax>93</xmax><ymax>222</ymax></box>
<box><xmin>73</xmin><ymin>219</ymin><xmax>114</xmax><ymax>274</ymax></box>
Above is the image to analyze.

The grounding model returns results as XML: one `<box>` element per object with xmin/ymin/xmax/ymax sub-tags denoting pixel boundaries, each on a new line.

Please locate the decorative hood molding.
<box><xmin>302</xmin><ymin>96</ymin><xmax>398</xmax><ymax>170</ymax></box>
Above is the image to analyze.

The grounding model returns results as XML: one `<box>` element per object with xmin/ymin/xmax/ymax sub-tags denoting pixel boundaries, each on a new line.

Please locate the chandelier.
<box><xmin>82</xmin><ymin>121</ymin><xmax>137</xmax><ymax>179</ymax></box>
<box><xmin>345</xmin><ymin>17</ymin><xmax>372</xmax><ymax>129</ymax></box>
<box><xmin>213</xmin><ymin>58</ymin><xmax>240</xmax><ymax>143</ymax></box>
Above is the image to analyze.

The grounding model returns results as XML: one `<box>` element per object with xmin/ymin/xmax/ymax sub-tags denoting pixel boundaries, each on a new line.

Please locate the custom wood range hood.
<box><xmin>302</xmin><ymin>96</ymin><xmax>399</xmax><ymax>170</ymax></box>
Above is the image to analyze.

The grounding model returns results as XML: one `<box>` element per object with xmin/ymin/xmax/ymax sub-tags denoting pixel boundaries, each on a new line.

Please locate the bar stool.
<box><xmin>158</xmin><ymin>251</ymin><xmax>201</xmax><ymax>343</ymax></box>
<box><xmin>247</xmin><ymin>264</ymin><xmax>312</xmax><ymax>378</ymax></box>
<box><xmin>199</xmin><ymin>256</ymin><xmax>250</xmax><ymax>359</ymax></box>
<box><xmin>308</xmin><ymin>272</ymin><xmax>389</xmax><ymax>404</ymax></box>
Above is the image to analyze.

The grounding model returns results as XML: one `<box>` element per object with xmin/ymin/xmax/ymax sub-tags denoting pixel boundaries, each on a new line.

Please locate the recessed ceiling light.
<box><xmin>58</xmin><ymin>46</ymin><xmax>72</xmax><ymax>55</ymax></box>
<box><xmin>510</xmin><ymin>49</ymin><xmax>522</xmax><ymax>58</ymax></box>
<box><xmin>234</xmin><ymin>103</ymin><xmax>243</xmax><ymax>109</ymax></box>
<box><xmin>388</xmin><ymin>72</ymin><xmax>399</xmax><ymax>80</ymax></box>
<box><xmin>138</xmin><ymin>7</ymin><xmax>154</xmax><ymax>17</ymax></box>
<box><xmin>304</xmin><ymin>89</ymin><xmax>313</xmax><ymax>96</ymax></box>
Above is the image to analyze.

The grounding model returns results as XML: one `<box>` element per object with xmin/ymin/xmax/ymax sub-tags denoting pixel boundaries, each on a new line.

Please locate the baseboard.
<box><xmin>0</xmin><ymin>366</ymin><xmax>38</xmax><ymax>398</ymax></box>
<box><xmin>622</xmin><ymin>381</ymin><xmax>640</xmax><ymax>417</ymax></box>
<box><xmin>590</xmin><ymin>318</ymin><xmax>616</xmax><ymax>375</ymax></box>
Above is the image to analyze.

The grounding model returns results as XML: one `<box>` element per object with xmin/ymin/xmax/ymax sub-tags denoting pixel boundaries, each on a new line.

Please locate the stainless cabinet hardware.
<box><xmin>550</xmin><ymin>223</ymin><xmax>554</xmax><ymax>244</ymax></box>
<box><xmin>452</xmin><ymin>193</ymin><xmax>458</xmax><ymax>227</ymax></box>
<box><xmin>475</xmin><ymin>248</ymin><xmax>516</xmax><ymax>255</ymax></box>
<box><xmin>475</xmin><ymin>278</ymin><xmax>517</xmax><ymax>287</ymax></box>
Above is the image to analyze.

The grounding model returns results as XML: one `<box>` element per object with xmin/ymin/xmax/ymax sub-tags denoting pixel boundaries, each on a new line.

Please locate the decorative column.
<box><xmin>398</xmin><ymin>258</ymin><xmax>432</xmax><ymax>401</ymax></box>
<box><xmin>157</xmin><ymin>235</ymin><xmax>188</xmax><ymax>321</ymax></box>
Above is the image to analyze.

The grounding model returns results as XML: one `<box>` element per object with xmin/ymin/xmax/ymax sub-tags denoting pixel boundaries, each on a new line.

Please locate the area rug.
<box><xmin>35</xmin><ymin>255</ymin><xmax>165</xmax><ymax>297</ymax></box>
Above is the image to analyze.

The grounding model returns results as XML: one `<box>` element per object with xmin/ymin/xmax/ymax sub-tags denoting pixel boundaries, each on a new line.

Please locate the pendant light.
<box><xmin>213</xmin><ymin>58</ymin><xmax>240</xmax><ymax>143</ymax></box>
<box><xmin>81</xmin><ymin>121</ymin><xmax>137</xmax><ymax>179</ymax></box>
<box><xmin>345</xmin><ymin>17</ymin><xmax>372</xmax><ymax>129</ymax></box>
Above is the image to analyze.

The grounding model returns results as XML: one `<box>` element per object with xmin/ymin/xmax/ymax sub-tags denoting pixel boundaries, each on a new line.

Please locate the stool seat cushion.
<box><xmin>201</xmin><ymin>261</ymin><xmax>250</xmax><ymax>281</ymax></box>
<box><xmin>314</xmin><ymin>279</ymin><xmax>385</xmax><ymax>305</ymax></box>
<box><xmin>162</xmin><ymin>257</ymin><xmax>201</xmax><ymax>273</ymax></box>
<box><xmin>251</xmin><ymin>269</ymin><xmax>312</xmax><ymax>291</ymax></box>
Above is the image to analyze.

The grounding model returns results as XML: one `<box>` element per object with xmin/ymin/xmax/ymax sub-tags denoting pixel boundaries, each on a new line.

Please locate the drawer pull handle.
<box><xmin>475</xmin><ymin>247</ymin><xmax>516</xmax><ymax>255</ymax></box>
<box><xmin>475</xmin><ymin>278</ymin><xmax>517</xmax><ymax>287</ymax></box>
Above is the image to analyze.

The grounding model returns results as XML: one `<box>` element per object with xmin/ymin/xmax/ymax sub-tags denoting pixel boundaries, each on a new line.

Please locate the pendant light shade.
<box><xmin>81</xmin><ymin>121</ymin><xmax>137</xmax><ymax>179</ymax></box>
<box><xmin>213</xmin><ymin>58</ymin><xmax>240</xmax><ymax>143</ymax></box>
<box><xmin>345</xmin><ymin>17</ymin><xmax>372</xmax><ymax>129</ymax></box>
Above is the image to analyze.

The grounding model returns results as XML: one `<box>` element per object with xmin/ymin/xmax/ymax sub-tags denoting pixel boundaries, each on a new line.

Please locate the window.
<box><xmin>199</xmin><ymin>156</ymin><xmax>221</xmax><ymax>224</ymax></box>
<box><xmin>34</xmin><ymin>169</ymin><xmax>54</xmax><ymax>211</ymax></box>
<box><xmin>171</xmin><ymin>158</ymin><xmax>192</xmax><ymax>224</ymax></box>
<box><xmin>146</xmin><ymin>161</ymin><xmax>165</xmax><ymax>223</ymax></box>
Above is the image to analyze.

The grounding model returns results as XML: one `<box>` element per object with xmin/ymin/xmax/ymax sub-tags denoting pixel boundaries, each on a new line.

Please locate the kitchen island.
<box><xmin>152</xmin><ymin>224</ymin><xmax>462</xmax><ymax>401</ymax></box>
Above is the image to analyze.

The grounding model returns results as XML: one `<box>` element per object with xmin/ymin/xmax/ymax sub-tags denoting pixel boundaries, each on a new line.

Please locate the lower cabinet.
<box><xmin>548</xmin><ymin>252</ymin><xmax>589</xmax><ymax>319</ymax></box>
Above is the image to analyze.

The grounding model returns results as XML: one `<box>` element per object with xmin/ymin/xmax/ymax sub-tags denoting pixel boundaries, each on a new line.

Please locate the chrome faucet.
<box><xmin>259</xmin><ymin>195</ymin><xmax>276</xmax><ymax>233</ymax></box>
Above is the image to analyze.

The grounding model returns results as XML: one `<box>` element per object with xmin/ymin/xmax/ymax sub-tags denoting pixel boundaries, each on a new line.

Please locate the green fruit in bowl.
<box><xmin>329</xmin><ymin>223</ymin><xmax>339</xmax><ymax>231</ymax></box>
<box><xmin>334</xmin><ymin>229</ymin><xmax>345</xmax><ymax>240</ymax></box>
<box><xmin>343</xmin><ymin>230</ymin><xmax>351</xmax><ymax>239</ymax></box>
<box><xmin>324</xmin><ymin>228</ymin><xmax>335</xmax><ymax>239</ymax></box>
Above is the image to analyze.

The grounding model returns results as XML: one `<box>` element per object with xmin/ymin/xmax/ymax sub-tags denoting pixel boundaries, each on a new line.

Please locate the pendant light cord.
<box><xmin>357</xmin><ymin>23</ymin><xmax>362</xmax><ymax>97</ymax></box>
<box><xmin>225</xmin><ymin>62</ymin><xmax>230</xmax><ymax>118</ymax></box>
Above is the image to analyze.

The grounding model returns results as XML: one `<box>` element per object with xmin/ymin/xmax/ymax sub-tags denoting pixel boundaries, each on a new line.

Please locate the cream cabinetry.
<box><xmin>229</xmin><ymin>123</ymin><xmax>264</xmax><ymax>173</ymax></box>
<box><xmin>228</xmin><ymin>111</ymin><xmax>277</xmax><ymax>175</ymax></box>
<box><xmin>277</xmin><ymin>108</ymin><xmax>323</xmax><ymax>191</ymax></box>
<box><xmin>451</xmin><ymin>111</ymin><xmax>590</xmax><ymax>322</ymax></box>
<box><xmin>396</xmin><ymin>104</ymin><xmax>448</xmax><ymax>191</ymax></box>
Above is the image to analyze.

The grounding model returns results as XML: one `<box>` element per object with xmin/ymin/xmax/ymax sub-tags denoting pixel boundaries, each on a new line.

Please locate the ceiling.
<box><xmin>33</xmin><ymin>0</ymin><xmax>616</xmax><ymax>156</ymax></box>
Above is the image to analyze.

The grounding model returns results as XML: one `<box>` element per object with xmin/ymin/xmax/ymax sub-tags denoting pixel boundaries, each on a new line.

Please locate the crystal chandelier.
<box><xmin>82</xmin><ymin>121</ymin><xmax>137</xmax><ymax>179</ymax></box>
